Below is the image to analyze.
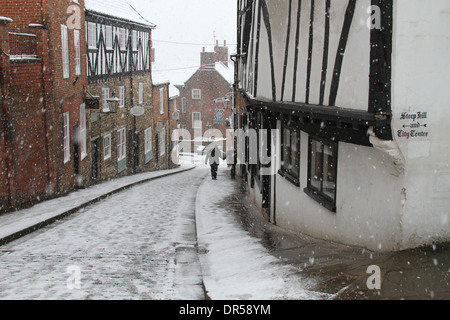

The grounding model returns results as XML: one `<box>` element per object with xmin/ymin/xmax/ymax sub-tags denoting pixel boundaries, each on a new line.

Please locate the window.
<box><xmin>103</xmin><ymin>133</ymin><xmax>111</xmax><ymax>160</ymax></box>
<box><xmin>139</xmin><ymin>82</ymin><xmax>144</xmax><ymax>104</ymax></box>
<box><xmin>144</xmin><ymin>127</ymin><xmax>152</xmax><ymax>163</ymax></box>
<box><xmin>117</xmin><ymin>128</ymin><xmax>126</xmax><ymax>173</ymax></box>
<box><xmin>61</xmin><ymin>25</ymin><xmax>69</xmax><ymax>79</ymax></box>
<box><xmin>119</xmin><ymin>86</ymin><xmax>125</xmax><ymax>108</ymax></box>
<box><xmin>192</xmin><ymin>89</ymin><xmax>201</xmax><ymax>100</ymax></box>
<box><xmin>119</xmin><ymin>28</ymin><xmax>126</xmax><ymax>51</ymax></box>
<box><xmin>305</xmin><ymin>137</ymin><xmax>338</xmax><ymax>212</ymax></box>
<box><xmin>160</xmin><ymin>88</ymin><xmax>164</xmax><ymax>114</ymax></box>
<box><xmin>74</xmin><ymin>30</ymin><xmax>81</xmax><ymax>75</ymax></box>
<box><xmin>88</xmin><ymin>22</ymin><xmax>96</xmax><ymax>49</ymax></box>
<box><xmin>105</xmin><ymin>25</ymin><xmax>113</xmax><ymax>50</ymax></box>
<box><xmin>102</xmin><ymin>87</ymin><xmax>110</xmax><ymax>111</ymax></box>
<box><xmin>160</xmin><ymin>127</ymin><xmax>166</xmax><ymax>156</ymax></box>
<box><xmin>279</xmin><ymin>127</ymin><xmax>300</xmax><ymax>185</ymax></box>
<box><xmin>131</xmin><ymin>30</ymin><xmax>138</xmax><ymax>51</ymax></box>
<box><xmin>80</xmin><ymin>104</ymin><xmax>87</xmax><ymax>159</ymax></box>
<box><xmin>63</xmin><ymin>112</ymin><xmax>70</xmax><ymax>164</ymax></box>
<box><xmin>182</xmin><ymin>98</ymin><xmax>187</xmax><ymax>113</ymax></box>
<box><xmin>192</xmin><ymin>112</ymin><xmax>201</xmax><ymax>129</ymax></box>
<box><xmin>117</xmin><ymin>128</ymin><xmax>126</xmax><ymax>161</ymax></box>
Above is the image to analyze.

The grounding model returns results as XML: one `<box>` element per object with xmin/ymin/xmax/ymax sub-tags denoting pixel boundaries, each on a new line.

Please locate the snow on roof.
<box><xmin>215</xmin><ymin>61</ymin><xmax>234</xmax><ymax>84</ymax></box>
<box><xmin>84</xmin><ymin>0</ymin><xmax>156</xmax><ymax>28</ymax></box>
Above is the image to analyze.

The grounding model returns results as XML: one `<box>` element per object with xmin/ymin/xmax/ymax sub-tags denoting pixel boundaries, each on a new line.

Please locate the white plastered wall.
<box><xmin>391</xmin><ymin>0</ymin><xmax>450</xmax><ymax>249</ymax></box>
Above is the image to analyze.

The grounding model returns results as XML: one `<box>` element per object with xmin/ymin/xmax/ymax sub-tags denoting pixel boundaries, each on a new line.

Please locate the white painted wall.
<box><xmin>274</xmin><ymin>130</ymin><xmax>403</xmax><ymax>252</ymax></box>
<box><xmin>391</xmin><ymin>0</ymin><xmax>450</xmax><ymax>248</ymax></box>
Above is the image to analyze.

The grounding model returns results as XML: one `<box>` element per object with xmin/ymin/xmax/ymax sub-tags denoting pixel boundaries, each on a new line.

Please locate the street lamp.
<box><xmin>103</xmin><ymin>91</ymin><xmax>120</xmax><ymax>114</ymax></box>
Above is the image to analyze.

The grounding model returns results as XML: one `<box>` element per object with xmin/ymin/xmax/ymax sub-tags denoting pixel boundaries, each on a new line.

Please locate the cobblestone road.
<box><xmin>0</xmin><ymin>168</ymin><xmax>208</xmax><ymax>300</ymax></box>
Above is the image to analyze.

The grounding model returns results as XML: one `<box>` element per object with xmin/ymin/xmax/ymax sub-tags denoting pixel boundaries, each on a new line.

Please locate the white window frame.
<box><xmin>103</xmin><ymin>133</ymin><xmax>111</xmax><ymax>160</ymax></box>
<box><xmin>119</xmin><ymin>86</ymin><xmax>125</xmax><ymax>108</ymax></box>
<box><xmin>119</xmin><ymin>28</ymin><xmax>126</xmax><ymax>51</ymax></box>
<box><xmin>182</xmin><ymin>97</ymin><xmax>187</xmax><ymax>113</ymax></box>
<box><xmin>102</xmin><ymin>87</ymin><xmax>110</xmax><ymax>111</ymax></box>
<box><xmin>192</xmin><ymin>89</ymin><xmax>201</xmax><ymax>100</ymax></box>
<box><xmin>117</xmin><ymin>127</ymin><xmax>126</xmax><ymax>161</ymax></box>
<box><xmin>80</xmin><ymin>104</ymin><xmax>87</xmax><ymax>160</ymax></box>
<box><xmin>88</xmin><ymin>22</ymin><xmax>96</xmax><ymax>49</ymax></box>
<box><xmin>160</xmin><ymin>127</ymin><xmax>166</xmax><ymax>156</ymax></box>
<box><xmin>105</xmin><ymin>25</ymin><xmax>113</xmax><ymax>50</ymax></box>
<box><xmin>139</xmin><ymin>82</ymin><xmax>144</xmax><ymax>104</ymax></box>
<box><xmin>61</xmin><ymin>25</ymin><xmax>70</xmax><ymax>79</ymax></box>
<box><xmin>63</xmin><ymin>112</ymin><xmax>70</xmax><ymax>164</ymax></box>
<box><xmin>144</xmin><ymin>127</ymin><xmax>152</xmax><ymax>155</ymax></box>
<box><xmin>192</xmin><ymin>112</ymin><xmax>201</xmax><ymax>129</ymax></box>
<box><xmin>160</xmin><ymin>88</ymin><xmax>164</xmax><ymax>114</ymax></box>
<box><xmin>74</xmin><ymin>29</ymin><xmax>81</xmax><ymax>75</ymax></box>
<box><xmin>131</xmin><ymin>30</ymin><xmax>138</xmax><ymax>51</ymax></box>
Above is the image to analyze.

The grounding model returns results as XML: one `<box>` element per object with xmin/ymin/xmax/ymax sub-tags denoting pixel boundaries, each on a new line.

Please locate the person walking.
<box><xmin>205</xmin><ymin>145</ymin><xmax>224</xmax><ymax>180</ymax></box>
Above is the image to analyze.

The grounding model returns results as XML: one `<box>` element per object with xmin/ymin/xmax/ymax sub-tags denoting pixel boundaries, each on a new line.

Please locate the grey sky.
<box><xmin>128</xmin><ymin>0</ymin><xmax>237</xmax><ymax>84</ymax></box>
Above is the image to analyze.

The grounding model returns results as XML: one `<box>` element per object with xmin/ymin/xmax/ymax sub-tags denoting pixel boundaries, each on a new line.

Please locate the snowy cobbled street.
<box><xmin>0</xmin><ymin>157</ymin><xmax>329</xmax><ymax>300</ymax></box>
<box><xmin>0</xmin><ymin>165</ymin><xmax>208</xmax><ymax>300</ymax></box>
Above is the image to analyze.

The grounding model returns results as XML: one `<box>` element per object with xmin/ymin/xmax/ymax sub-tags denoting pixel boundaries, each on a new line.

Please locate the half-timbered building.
<box><xmin>234</xmin><ymin>0</ymin><xmax>450</xmax><ymax>251</ymax></box>
<box><xmin>84</xmin><ymin>0</ymin><xmax>156</xmax><ymax>182</ymax></box>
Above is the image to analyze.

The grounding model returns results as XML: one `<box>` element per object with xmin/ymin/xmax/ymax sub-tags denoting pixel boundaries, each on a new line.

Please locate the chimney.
<box><xmin>214</xmin><ymin>40</ymin><xmax>229</xmax><ymax>67</ymax></box>
<box><xmin>200</xmin><ymin>50</ymin><xmax>215</xmax><ymax>69</ymax></box>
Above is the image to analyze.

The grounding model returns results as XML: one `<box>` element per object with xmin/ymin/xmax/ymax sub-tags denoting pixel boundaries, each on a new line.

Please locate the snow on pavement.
<box><xmin>196</xmin><ymin>163</ymin><xmax>332</xmax><ymax>300</ymax></box>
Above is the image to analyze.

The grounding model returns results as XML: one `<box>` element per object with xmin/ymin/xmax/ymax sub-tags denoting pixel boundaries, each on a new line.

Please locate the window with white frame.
<box><xmin>119</xmin><ymin>28</ymin><xmax>126</xmax><ymax>51</ymax></box>
<box><xmin>192</xmin><ymin>112</ymin><xmax>201</xmax><ymax>129</ymax></box>
<box><xmin>103</xmin><ymin>133</ymin><xmax>111</xmax><ymax>160</ymax></box>
<box><xmin>132</xmin><ymin>30</ymin><xmax>138</xmax><ymax>51</ymax></box>
<box><xmin>88</xmin><ymin>22</ymin><xmax>96</xmax><ymax>49</ymax></box>
<box><xmin>160</xmin><ymin>127</ymin><xmax>166</xmax><ymax>156</ymax></box>
<box><xmin>61</xmin><ymin>25</ymin><xmax>69</xmax><ymax>79</ymax></box>
<box><xmin>102</xmin><ymin>87</ymin><xmax>110</xmax><ymax>111</ymax></box>
<box><xmin>74</xmin><ymin>30</ymin><xmax>81</xmax><ymax>75</ymax></box>
<box><xmin>144</xmin><ymin>127</ymin><xmax>152</xmax><ymax>155</ymax></box>
<box><xmin>160</xmin><ymin>88</ymin><xmax>164</xmax><ymax>114</ymax></box>
<box><xmin>117</xmin><ymin>128</ymin><xmax>126</xmax><ymax>161</ymax></box>
<box><xmin>192</xmin><ymin>89</ymin><xmax>201</xmax><ymax>100</ymax></box>
<box><xmin>63</xmin><ymin>112</ymin><xmax>70</xmax><ymax>163</ymax></box>
<box><xmin>139</xmin><ymin>82</ymin><xmax>144</xmax><ymax>104</ymax></box>
<box><xmin>182</xmin><ymin>98</ymin><xmax>187</xmax><ymax>113</ymax></box>
<box><xmin>80</xmin><ymin>104</ymin><xmax>87</xmax><ymax>159</ymax></box>
<box><xmin>105</xmin><ymin>25</ymin><xmax>113</xmax><ymax>50</ymax></box>
<box><xmin>119</xmin><ymin>86</ymin><xmax>125</xmax><ymax>108</ymax></box>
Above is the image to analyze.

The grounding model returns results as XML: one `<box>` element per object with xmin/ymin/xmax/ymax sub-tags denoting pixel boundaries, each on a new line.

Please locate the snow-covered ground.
<box><xmin>195</xmin><ymin>161</ymin><xmax>331</xmax><ymax>300</ymax></box>
<box><xmin>0</xmin><ymin>153</ymin><xmax>331</xmax><ymax>300</ymax></box>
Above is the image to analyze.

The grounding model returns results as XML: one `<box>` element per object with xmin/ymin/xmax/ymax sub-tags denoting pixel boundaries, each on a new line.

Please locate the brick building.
<box><xmin>83</xmin><ymin>0</ymin><xmax>157</xmax><ymax>183</ymax></box>
<box><xmin>0</xmin><ymin>0</ymin><xmax>89</xmax><ymax>211</ymax></box>
<box><xmin>0</xmin><ymin>0</ymin><xmax>174</xmax><ymax>213</ymax></box>
<box><xmin>175</xmin><ymin>42</ymin><xmax>234</xmax><ymax>152</ymax></box>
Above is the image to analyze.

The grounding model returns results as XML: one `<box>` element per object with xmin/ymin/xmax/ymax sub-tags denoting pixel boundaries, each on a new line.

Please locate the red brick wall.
<box><xmin>0</xmin><ymin>0</ymin><xmax>42</xmax><ymax>29</ymax></box>
<box><xmin>178</xmin><ymin>68</ymin><xmax>233</xmax><ymax>144</ymax></box>
<box><xmin>0</xmin><ymin>0</ymin><xmax>90</xmax><ymax>211</ymax></box>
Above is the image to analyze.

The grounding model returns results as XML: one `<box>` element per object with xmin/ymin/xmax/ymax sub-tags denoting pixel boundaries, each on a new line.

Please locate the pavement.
<box><xmin>217</xmin><ymin>170</ymin><xmax>450</xmax><ymax>300</ymax></box>
<box><xmin>0</xmin><ymin>161</ymin><xmax>449</xmax><ymax>300</ymax></box>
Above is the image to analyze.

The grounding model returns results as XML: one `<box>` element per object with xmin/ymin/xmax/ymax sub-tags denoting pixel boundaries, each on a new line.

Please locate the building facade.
<box><xmin>234</xmin><ymin>0</ymin><xmax>450</xmax><ymax>251</ymax></box>
<box><xmin>0</xmin><ymin>0</ymin><xmax>175</xmax><ymax>213</ymax></box>
<box><xmin>176</xmin><ymin>43</ymin><xmax>234</xmax><ymax>152</ymax></box>
<box><xmin>83</xmin><ymin>0</ymin><xmax>159</xmax><ymax>183</ymax></box>
<box><xmin>0</xmin><ymin>0</ymin><xmax>89</xmax><ymax>211</ymax></box>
